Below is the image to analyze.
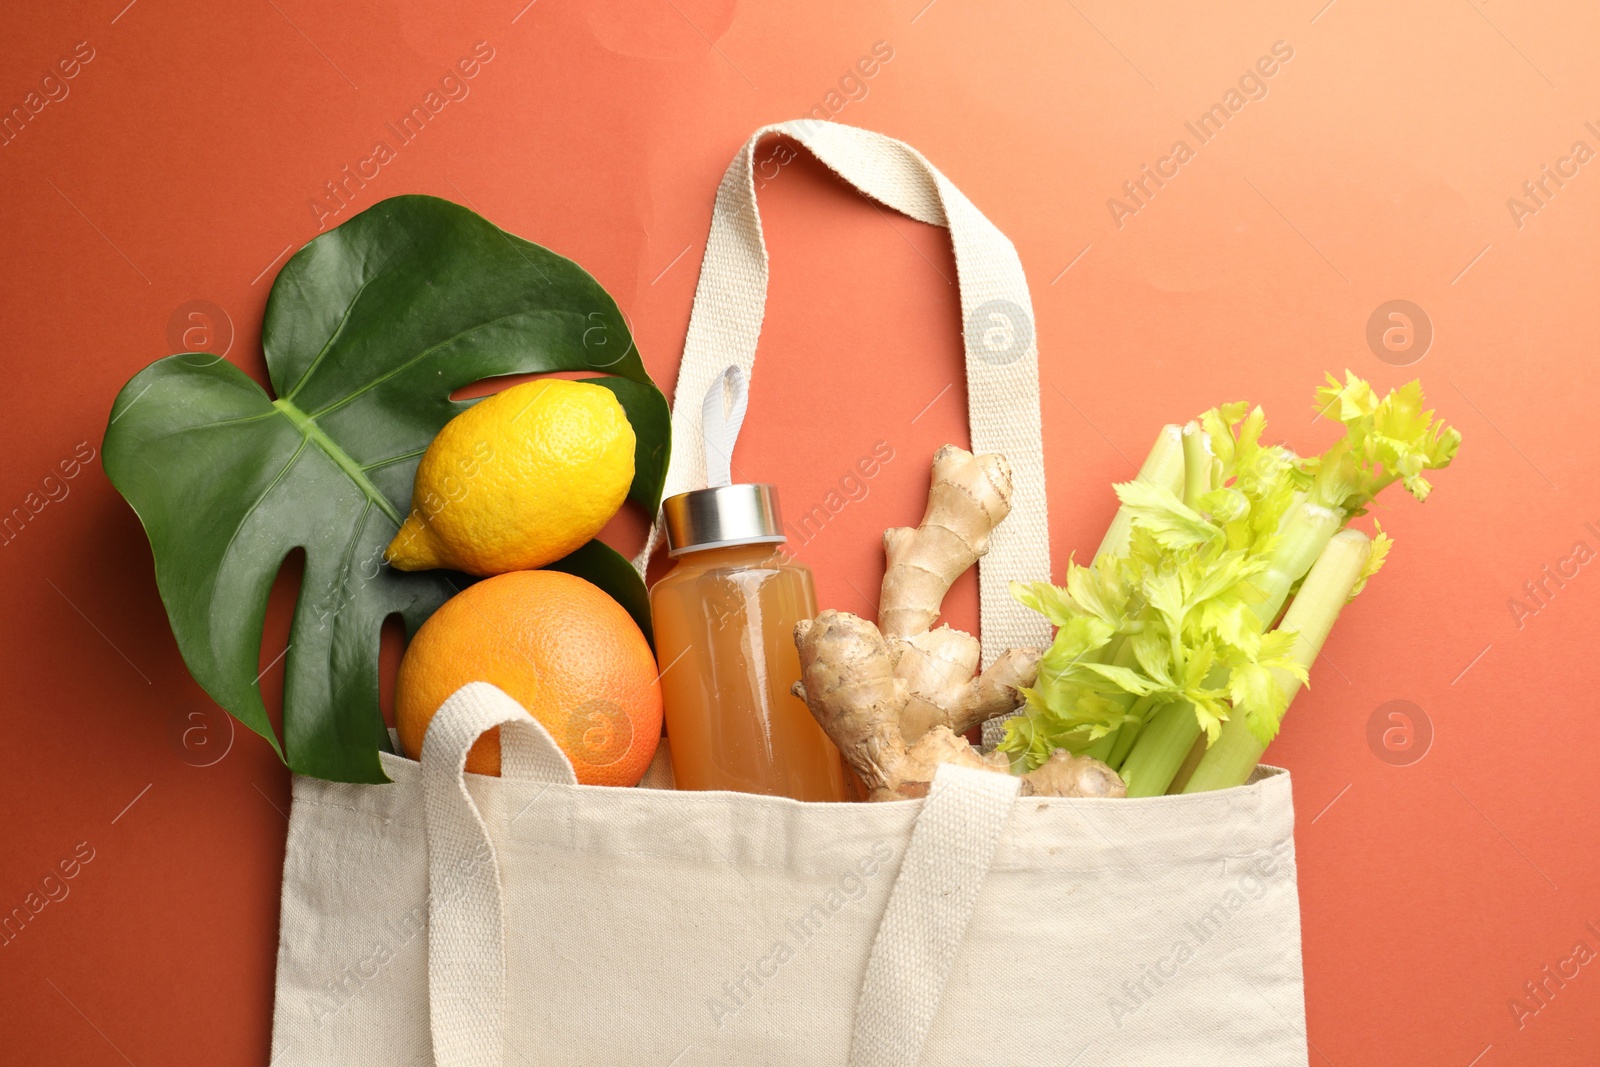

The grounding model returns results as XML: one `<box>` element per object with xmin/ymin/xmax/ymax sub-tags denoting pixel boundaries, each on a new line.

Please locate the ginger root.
<box><xmin>793</xmin><ymin>445</ymin><xmax>1125</xmax><ymax>801</ymax></box>
<box><xmin>880</xmin><ymin>447</ymin><xmax>1037</xmax><ymax>740</ymax></box>
<box><xmin>1020</xmin><ymin>749</ymin><xmax>1126</xmax><ymax>799</ymax></box>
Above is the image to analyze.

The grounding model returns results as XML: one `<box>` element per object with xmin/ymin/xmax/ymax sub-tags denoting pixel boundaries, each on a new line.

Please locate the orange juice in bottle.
<box><xmin>651</xmin><ymin>484</ymin><xmax>847</xmax><ymax>801</ymax></box>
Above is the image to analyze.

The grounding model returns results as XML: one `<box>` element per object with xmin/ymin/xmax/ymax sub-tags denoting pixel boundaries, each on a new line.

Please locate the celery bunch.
<box><xmin>1001</xmin><ymin>372</ymin><xmax>1461</xmax><ymax>795</ymax></box>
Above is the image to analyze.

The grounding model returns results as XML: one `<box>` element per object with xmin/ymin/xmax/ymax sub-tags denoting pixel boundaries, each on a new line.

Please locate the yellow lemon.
<box><xmin>385</xmin><ymin>379</ymin><xmax>634</xmax><ymax>575</ymax></box>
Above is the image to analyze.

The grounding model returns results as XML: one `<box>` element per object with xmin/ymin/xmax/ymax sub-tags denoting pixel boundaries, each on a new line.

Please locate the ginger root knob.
<box><xmin>1021</xmin><ymin>749</ymin><xmax>1128</xmax><ymax>799</ymax></box>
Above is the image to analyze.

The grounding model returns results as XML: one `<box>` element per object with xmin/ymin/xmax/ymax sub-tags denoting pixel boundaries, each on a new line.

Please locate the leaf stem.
<box><xmin>272</xmin><ymin>399</ymin><xmax>404</xmax><ymax>525</ymax></box>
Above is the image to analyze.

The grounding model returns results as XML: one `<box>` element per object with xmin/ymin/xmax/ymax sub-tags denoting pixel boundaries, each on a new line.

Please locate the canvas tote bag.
<box><xmin>270</xmin><ymin>120</ymin><xmax>1311</xmax><ymax>1067</ymax></box>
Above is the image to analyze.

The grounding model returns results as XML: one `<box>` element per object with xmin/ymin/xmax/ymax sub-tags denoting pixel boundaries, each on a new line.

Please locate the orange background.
<box><xmin>2</xmin><ymin>0</ymin><xmax>1597</xmax><ymax>1063</ymax></box>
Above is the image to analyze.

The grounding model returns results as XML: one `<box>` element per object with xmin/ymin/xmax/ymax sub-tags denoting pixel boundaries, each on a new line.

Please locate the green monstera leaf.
<box><xmin>104</xmin><ymin>195</ymin><xmax>669</xmax><ymax>783</ymax></box>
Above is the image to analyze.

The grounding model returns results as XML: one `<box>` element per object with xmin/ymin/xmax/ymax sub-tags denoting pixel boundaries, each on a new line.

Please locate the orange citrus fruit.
<box><xmin>396</xmin><ymin>569</ymin><xmax>661</xmax><ymax>786</ymax></box>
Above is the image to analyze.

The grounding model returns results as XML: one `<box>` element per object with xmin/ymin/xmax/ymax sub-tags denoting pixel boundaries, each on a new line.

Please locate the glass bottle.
<box><xmin>651</xmin><ymin>484</ymin><xmax>848</xmax><ymax>801</ymax></box>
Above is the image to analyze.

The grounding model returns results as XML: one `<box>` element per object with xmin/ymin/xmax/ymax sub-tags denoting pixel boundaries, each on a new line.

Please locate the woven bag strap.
<box><xmin>641</xmin><ymin>119</ymin><xmax>1052</xmax><ymax>666</ymax></box>
<box><xmin>419</xmin><ymin>682</ymin><xmax>576</xmax><ymax>1067</ymax></box>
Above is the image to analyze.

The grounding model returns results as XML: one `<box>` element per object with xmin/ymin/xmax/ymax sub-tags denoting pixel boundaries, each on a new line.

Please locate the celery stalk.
<box><xmin>1118</xmin><ymin>422</ymin><xmax>1226</xmax><ymax>797</ymax></box>
<box><xmin>1183</xmin><ymin>530</ymin><xmax>1372</xmax><ymax>793</ymax></box>
<box><xmin>1084</xmin><ymin>734</ymin><xmax>1116</xmax><ymax>762</ymax></box>
<box><xmin>1084</xmin><ymin>426</ymin><xmax>1185</xmax><ymax>761</ymax></box>
<box><xmin>1166</xmin><ymin>733</ymin><xmax>1209</xmax><ymax>793</ymax></box>
<box><xmin>1094</xmin><ymin>424</ymin><xmax>1186</xmax><ymax>562</ymax></box>
<box><xmin>1248</xmin><ymin>501</ymin><xmax>1345</xmax><ymax>626</ymax></box>
<box><xmin>1119</xmin><ymin>702</ymin><xmax>1200</xmax><ymax>797</ymax></box>
<box><xmin>1181</xmin><ymin>421</ymin><xmax>1212</xmax><ymax>509</ymax></box>
<box><xmin>1080</xmin><ymin>640</ymin><xmax>1143</xmax><ymax>762</ymax></box>
<box><xmin>1106</xmin><ymin>694</ymin><xmax>1156</xmax><ymax>770</ymax></box>
<box><xmin>1177</xmin><ymin>712</ymin><xmax>1261</xmax><ymax>794</ymax></box>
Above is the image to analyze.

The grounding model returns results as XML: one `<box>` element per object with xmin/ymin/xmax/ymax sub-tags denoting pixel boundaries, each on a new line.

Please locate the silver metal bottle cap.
<box><xmin>662</xmin><ymin>484</ymin><xmax>786</xmax><ymax>556</ymax></box>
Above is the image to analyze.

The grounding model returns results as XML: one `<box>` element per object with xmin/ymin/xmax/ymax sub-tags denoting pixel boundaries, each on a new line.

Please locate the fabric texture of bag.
<box><xmin>269</xmin><ymin>119</ymin><xmax>1311</xmax><ymax>1066</ymax></box>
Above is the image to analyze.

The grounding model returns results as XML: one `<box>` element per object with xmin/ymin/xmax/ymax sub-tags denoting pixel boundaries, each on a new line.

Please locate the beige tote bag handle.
<box><xmin>420</xmin><ymin>683</ymin><xmax>578</xmax><ymax>1067</ymax></box>
<box><xmin>847</xmin><ymin>762</ymin><xmax>1020</xmax><ymax>1067</ymax></box>
<box><xmin>640</xmin><ymin>119</ymin><xmax>1053</xmax><ymax>667</ymax></box>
